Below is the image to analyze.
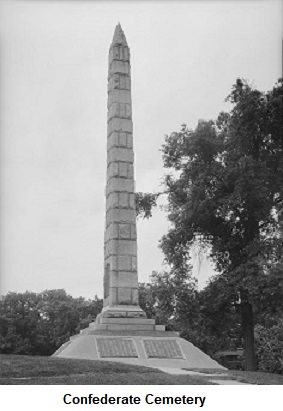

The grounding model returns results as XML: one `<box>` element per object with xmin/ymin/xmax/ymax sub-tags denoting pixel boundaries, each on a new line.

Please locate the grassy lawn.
<box><xmin>0</xmin><ymin>355</ymin><xmax>282</xmax><ymax>385</ymax></box>
<box><xmin>0</xmin><ymin>355</ymin><xmax>213</xmax><ymax>385</ymax></box>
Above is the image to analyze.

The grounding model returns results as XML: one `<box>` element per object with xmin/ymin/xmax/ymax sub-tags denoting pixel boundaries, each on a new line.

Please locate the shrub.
<box><xmin>254</xmin><ymin>319</ymin><xmax>283</xmax><ymax>374</ymax></box>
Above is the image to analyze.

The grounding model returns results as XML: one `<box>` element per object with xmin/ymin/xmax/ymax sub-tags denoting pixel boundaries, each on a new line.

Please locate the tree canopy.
<box><xmin>0</xmin><ymin>290</ymin><xmax>102</xmax><ymax>356</ymax></box>
<box><xmin>137</xmin><ymin>78</ymin><xmax>283</xmax><ymax>372</ymax></box>
<box><xmin>160</xmin><ymin>78</ymin><xmax>282</xmax><ymax>274</ymax></box>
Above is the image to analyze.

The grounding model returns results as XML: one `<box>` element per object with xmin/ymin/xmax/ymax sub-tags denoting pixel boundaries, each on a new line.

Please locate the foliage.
<box><xmin>135</xmin><ymin>192</ymin><xmax>159</xmax><ymax>219</ymax></box>
<box><xmin>160</xmin><ymin>77</ymin><xmax>282</xmax><ymax>336</ymax></box>
<box><xmin>160</xmin><ymin>79</ymin><xmax>283</xmax><ymax>274</ymax></box>
<box><xmin>138</xmin><ymin>78</ymin><xmax>283</xmax><ymax>372</ymax></box>
<box><xmin>193</xmin><ymin>261</ymin><xmax>283</xmax><ymax>357</ymax></box>
<box><xmin>140</xmin><ymin>268</ymin><xmax>199</xmax><ymax>330</ymax></box>
<box><xmin>0</xmin><ymin>290</ymin><xmax>102</xmax><ymax>356</ymax></box>
<box><xmin>255</xmin><ymin>318</ymin><xmax>283</xmax><ymax>374</ymax></box>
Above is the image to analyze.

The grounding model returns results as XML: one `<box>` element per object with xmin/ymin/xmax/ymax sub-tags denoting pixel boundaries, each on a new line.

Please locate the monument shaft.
<box><xmin>53</xmin><ymin>25</ymin><xmax>224</xmax><ymax>371</ymax></box>
<box><xmin>104</xmin><ymin>24</ymin><xmax>139</xmax><ymax>311</ymax></box>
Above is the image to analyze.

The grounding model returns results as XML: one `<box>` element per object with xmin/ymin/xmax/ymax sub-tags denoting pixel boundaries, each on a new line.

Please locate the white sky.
<box><xmin>0</xmin><ymin>0</ymin><xmax>282</xmax><ymax>299</ymax></box>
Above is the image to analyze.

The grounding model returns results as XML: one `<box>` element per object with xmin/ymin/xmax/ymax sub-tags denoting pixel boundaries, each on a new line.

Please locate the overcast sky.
<box><xmin>0</xmin><ymin>0</ymin><xmax>282</xmax><ymax>299</ymax></box>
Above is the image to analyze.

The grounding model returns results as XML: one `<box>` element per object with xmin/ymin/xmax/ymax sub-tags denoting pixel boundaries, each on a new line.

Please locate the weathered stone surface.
<box><xmin>105</xmin><ymin>323</ymin><xmax>155</xmax><ymax>331</ymax></box>
<box><xmin>108</xmin><ymin>74</ymin><xmax>131</xmax><ymax>92</ymax></box>
<box><xmin>107</xmin><ymin>162</ymin><xmax>133</xmax><ymax>180</ymax></box>
<box><xmin>103</xmin><ymin>310</ymin><xmax>127</xmax><ymax>318</ymax></box>
<box><xmin>108</xmin><ymin>90</ymin><xmax>131</xmax><ymax>106</ymax></box>
<box><xmin>105</xmin><ymin>255</ymin><xmax>118</xmax><ymax>270</ymax></box>
<box><xmin>109</xmin><ymin>60</ymin><xmax>130</xmax><ymax>76</ymax></box>
<box><xmin>108</xmin><ymin>118</ymin><xmax>133</xmax><ymax>135</ymax></box>
<box><xmin>155</xmin><ymin>325</ymin><xmax>166</xmax><ymax>331</ymax></box>
<box><xmin>106</xmin><ymin>179</ymin><xmax>135</xmax><ymax>197</ymax></box>
<box><xmin>126</xmin><ymin>133</ymin><xmax>133</xmax><ymax>148</ymax></box>
<box><xmin>105</xmin><ymin>223</ymin><xmax>119</xmax><ymax>241</ymax></box>
<box><xmin>108</xmin><ymin>147</ymin><xmax>134</xmax><ymax>163</ymax></box>
<box><xmin>107</xmin><ymin>132</ymin><xmax>119</xmax><ymax>150</ymax></box>
<box><xmin>106</xmin><ymin>209</ymin><xmax>136</xmax><ymax>227</ymax></box>
<box><xmin>118</xmin><ymin>163</ymin><xmax>128</xmax><ymax>178</ymax></box>
<box><xmin>118</xmin><ymin>132</ymin><xmax>127</xmax><ymax>147</ymax></box>
<box><xmin>106</xmin><ymin>239</ymin><xmax>137</xmax><ymax>256</ymax></box>
<box><xmin>116</xmin><ymin>192</ymin><xmax>127</xmax><ymax>207</ymax></box>
<box><xmin>127</xmin><ymin>164</ymin><xmax>134</xmax><ymax>179</ymax></box>
<box><xmin>119</xmin><ymin>75</ymin><xmax>131</xmax><ymax>91</ymax></box>
<box><xmin>118</xmin><ymin>223</ymin><xmax>131</xmax><ymax>239</ymax></box>
<box><xmin>108</xmin><ymin>45</ymin><xmax>130</xmax><ymax>64</ymax></box>
<box><xmin>107</xmin><ymin>103</ymin><xmax>132</xmax><ymax>121</ymax></box>
<box><xmin>131</xmin><ymin>256</ymin><xmax>137</xmax><ymax>270</ymax></box>
<box><xmin>99</xmin><ymin>318</ymin><xmax>155</xmax><ymax>325</ymax></box>
<box><xmin>131</xmin><ymin>288</ymin><xmax>139</xmax><ymax>305</ymax></box>
<box><xmin>118</xmin><ymin>255</ymin><xmax>132</xmax><ymax>271</ymax></box>
<box><xmin>118</xmin><ymin>287</ymin><xmax>133</xmax><ymax>304</ymax></box>
<box><xmin>106</xmin><ymin>192</ymin><xmax>119</xmax><ymax>210</ymax></box>
<box><xmin>129</xmin><ymin>193</ymin><xmax>135</xmax><ymax>208</ymax></box>
<box><xmin>130</xmin><ymin>224</ymin><xmax>137</xmax><ymax>239</ymax></box>
<box><xmin>111</xmin><ymin>24</ymin><xmax>128</xmax><ymax>46</ymax></box>
<box><xmin>110</xmin><ymin>272</ymin><xmax>138</xmax><ymax>288</ymax></box>
<box><xmin>107</xmin><ymin>162</ymin><xmax>119</xmax><ymax>178</ymax></box>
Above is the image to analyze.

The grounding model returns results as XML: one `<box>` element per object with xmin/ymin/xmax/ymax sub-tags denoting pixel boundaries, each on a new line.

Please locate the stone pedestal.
<box><xmin>53</xmin><ymin>331</ymin><xmax>224</xmax><ymax>370</ymax></box>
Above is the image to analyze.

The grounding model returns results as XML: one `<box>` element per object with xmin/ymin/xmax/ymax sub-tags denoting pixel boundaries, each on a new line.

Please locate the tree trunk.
<box><xmin>241</xmin><ymin>300</ymin><xmax>257</xmax><ymax>371</ymax></box>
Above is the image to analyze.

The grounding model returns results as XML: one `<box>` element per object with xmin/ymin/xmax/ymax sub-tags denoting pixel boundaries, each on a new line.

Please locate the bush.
<box><xmin>254</xmin><ymin>319</ymin><xmax>283</xmax><ymax>374</ymax></box>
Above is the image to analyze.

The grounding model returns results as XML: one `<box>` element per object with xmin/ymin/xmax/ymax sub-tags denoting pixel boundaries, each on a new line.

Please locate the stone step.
<box><xmin>86</xmin><ymin>322</ymin><xmax>165</xmax><ymax>332</ymax></box>
<box><xmin>155</xmin><ymin>325</ymin><xmax>166</xmax><ymax>331</ymax></box>
<box><xmin>86</xmin><ymin>323</ymin><xmax>156</xmax><ymax>332</ymax></box>
<box><xmin>107</xmin><ymin>323</ymin><xmax>156</xmax><ymax>331</ymax></box>
<box><xmin>77</xmin><ymin>329</ymin><xmax>179</xmax><ymax>337</ymax></box>
<box><xmin>98</xmin><ymin>317</ymin><xmax>156</xmax><ymax>325</ymax></box>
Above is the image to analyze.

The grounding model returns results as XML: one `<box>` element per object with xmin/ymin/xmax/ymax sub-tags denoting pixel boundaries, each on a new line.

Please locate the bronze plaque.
<box><xmin>143</xmin><ymin>339</ymin><xmax>184</xmax><ymax>359</ymax></box>
<box><xmin>96</xmin><ymin>338</ymin><xmax>138</xmax><ymax>358</ymax></box>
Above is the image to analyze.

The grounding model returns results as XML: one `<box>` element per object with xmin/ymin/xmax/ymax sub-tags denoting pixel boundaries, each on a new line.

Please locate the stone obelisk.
<box><xmin>53</xmin><ymin>25</ymin><xmax>224</xmax><ymax>370</ymax></box>
<box><xmin>102</xmin><ymin>24</ymin><xmax>145</xmax><ymax>318</ymax></box>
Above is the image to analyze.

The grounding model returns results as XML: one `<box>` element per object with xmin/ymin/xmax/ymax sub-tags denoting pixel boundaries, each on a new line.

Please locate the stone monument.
<box><xmin>53</xmin><ymin>24</ymin><xmax>224</xmax><ymax>370</ymax></box>
<box><xmin>103</xmin><ymin>23</ymin><xmax>145</xmax><ymax>319</ymax></box>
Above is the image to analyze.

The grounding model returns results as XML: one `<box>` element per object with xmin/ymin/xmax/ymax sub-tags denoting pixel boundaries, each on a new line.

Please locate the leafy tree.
<box><xmin>137</xmin><ymin>78</ymin><xmax>283</xmax><ymax>371</ymax></box>
<box><xmin>0</xmin><ymin>290</ymin><xmax>102</xmax><ymax>356</ymax></box>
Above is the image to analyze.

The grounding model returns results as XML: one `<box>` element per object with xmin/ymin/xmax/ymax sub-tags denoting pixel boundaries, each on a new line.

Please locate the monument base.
<box><xmin>53</xmin><ymin>314</ymin><xmax>224</xmax><ymax>370</ymax></box>
<box><xmin>99</xmin><ymin>304</ymin><xmax>147</xmax><ymax>319</ymax></box>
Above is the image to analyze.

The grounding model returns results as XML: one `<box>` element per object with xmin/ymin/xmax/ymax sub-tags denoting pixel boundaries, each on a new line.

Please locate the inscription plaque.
<box><xmin>96</xmin><ymin>338</ymin><xmax>138</xmax><ymax>358</ymax></box>
<box><xmin>143</xmin><ymin>339</ymin><xmax>184</xmax><ymax>359</ymax></box>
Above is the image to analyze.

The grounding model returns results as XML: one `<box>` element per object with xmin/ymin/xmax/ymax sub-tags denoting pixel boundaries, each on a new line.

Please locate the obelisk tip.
<box><xmin>112</xmin><ymin>23</ymin><xmax>128</xmax><ymax>46</ymax></box>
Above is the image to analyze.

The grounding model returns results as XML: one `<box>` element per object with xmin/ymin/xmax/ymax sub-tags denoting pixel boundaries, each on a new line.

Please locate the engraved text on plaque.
<box><xmin>143</xmin><ymin>339</ymin><xmax>184</xmax><ymax>359</ymax></box>
<box><xmin>96</xmin><ymin>338</ymin><xmax>138</xmax><ymax>358</ymax></box>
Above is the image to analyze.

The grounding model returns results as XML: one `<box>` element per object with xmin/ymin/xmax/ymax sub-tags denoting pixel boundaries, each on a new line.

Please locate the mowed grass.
<box><xmin>184</xmin><ymin>368</ymin><xmax>283</xmax><ymax>385</ymax></box>
<box><xmin>1</xmin><ymin>355</ymin><xmax>282</xmax><ymax>385</ymax></box>
<box><xmin>0</xmin><ymin>355</ymin><xmax>213</xmax><ymax>385</ymax></box>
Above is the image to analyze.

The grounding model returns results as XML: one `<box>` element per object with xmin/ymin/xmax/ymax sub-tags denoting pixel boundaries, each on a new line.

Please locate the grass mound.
<box><xmin>1</xmin><ymin>355</ymin><xmax>282</xmax><ymax>385</ymax></box>
<box><xmin>1</xmin><ymin>355</ymin><xmax>155</xmax><ymax>378</ymax></box>
<box><xmin>0</xmin><ymin>355</ymin><xmax>212</xmax><ymax>385</ymax></box>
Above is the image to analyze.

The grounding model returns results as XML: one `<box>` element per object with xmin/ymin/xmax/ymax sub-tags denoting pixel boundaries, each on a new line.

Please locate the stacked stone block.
<box><xmin>103</xmin><ymin>24</ymin><xmax>140</xmax><ymax>312</ymax></box>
